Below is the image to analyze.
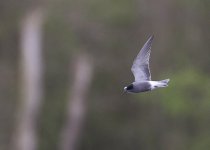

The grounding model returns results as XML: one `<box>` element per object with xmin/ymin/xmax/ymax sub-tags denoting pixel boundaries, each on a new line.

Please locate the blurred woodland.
<box><xmin>1</xmin><ymin>0</ymin><xmax>210</xmax><ymax>150</ymax></box>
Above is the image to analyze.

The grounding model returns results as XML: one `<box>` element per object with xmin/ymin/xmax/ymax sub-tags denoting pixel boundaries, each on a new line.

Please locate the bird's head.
<box><xmin>123</xmin><ymin>84</ymin><xmax>134</xmax><ymax>93</ymax></box>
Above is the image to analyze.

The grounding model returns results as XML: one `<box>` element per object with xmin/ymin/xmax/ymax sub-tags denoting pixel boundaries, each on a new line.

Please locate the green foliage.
<box><xmin>86</xmin><ymin>0</ymin><xmax>137</xmax><ymax>26</ymax></box>
<box><xmin>159</xmin><ymin>68</ymin><xmax>210</xmax><ymax>116</ymax></box>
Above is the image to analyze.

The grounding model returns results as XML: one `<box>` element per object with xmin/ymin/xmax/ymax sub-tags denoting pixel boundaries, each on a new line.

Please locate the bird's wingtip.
<box><xmin>150</xmin><ymin>35</ymin><xmax>154</xmax><ymax>40</ymax></box>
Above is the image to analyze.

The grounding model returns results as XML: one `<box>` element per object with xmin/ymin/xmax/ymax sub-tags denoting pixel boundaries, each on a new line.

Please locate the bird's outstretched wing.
<box><xmin>131</xmin><ymin>35</ymin><xmax>154</xmax><ymax>81</ymax></box>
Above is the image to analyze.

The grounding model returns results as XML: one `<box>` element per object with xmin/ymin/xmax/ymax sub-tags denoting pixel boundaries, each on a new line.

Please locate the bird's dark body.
<box><xmin>127</xmin><ymin>82</ymin><xmax>151</xmax><ymax>93</ymax></box>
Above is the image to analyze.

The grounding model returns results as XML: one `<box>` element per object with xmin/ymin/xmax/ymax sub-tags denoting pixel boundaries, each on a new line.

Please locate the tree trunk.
<box><xmin>60</xmin><ymin>54</ymin><xmax>94</xmax><ymax>150</ymax></box>
<box><xmin>13</xmin><ymin>8</ymin><xmax>45</xmax><ymax>150</ymax></box>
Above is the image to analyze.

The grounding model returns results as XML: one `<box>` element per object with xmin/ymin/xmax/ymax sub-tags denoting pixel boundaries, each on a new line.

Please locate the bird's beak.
<box><xmin>122</xmin><ymin>89</ymin><xmax>127</xmax><ymax>95</ymax></box>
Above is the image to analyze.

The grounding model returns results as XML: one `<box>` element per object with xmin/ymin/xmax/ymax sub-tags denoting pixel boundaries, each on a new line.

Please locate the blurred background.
<box><xmin>1</xmin><ymin>0</ymin><xmax>210</xmax><ymax>150</ymax></box>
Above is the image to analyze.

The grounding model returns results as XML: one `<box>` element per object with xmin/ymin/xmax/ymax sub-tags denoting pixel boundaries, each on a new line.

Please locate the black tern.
<box><xmin>124</xmin><ymin>35</ymin><xmax>170</xmax><ymax>93</ymax></box>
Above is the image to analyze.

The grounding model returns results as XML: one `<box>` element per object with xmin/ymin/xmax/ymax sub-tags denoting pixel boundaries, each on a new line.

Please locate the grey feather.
<box><xmin>131</xmin><ymin>35</ymin><xmax>154</xmax><ymax>81</ymax></box>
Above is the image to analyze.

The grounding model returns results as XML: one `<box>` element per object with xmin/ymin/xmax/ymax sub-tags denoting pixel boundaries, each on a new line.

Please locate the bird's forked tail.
<box><xmin>158</xmin><ymin>79</ymin><xmax>170</xmax><ymax>87</ymax></box>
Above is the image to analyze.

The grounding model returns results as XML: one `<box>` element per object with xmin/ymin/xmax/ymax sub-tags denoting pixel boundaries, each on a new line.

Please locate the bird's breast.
<box><xmin>132</xmin><ymin>81</ymin><xmax>151</xmax><ymax>93</ymax></box>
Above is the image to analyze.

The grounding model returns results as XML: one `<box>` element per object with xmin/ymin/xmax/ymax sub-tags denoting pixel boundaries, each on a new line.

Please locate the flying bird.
<box><xmin>124</xmin><ymin>35</ymin><xmax>170</xmax><ymax>93</ymax></box>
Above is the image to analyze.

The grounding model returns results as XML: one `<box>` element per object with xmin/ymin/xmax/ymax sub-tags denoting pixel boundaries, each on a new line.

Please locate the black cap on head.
<box><xmin>126</xmin><ymin>84</ymin><xmax>133</xmax><ymax>90</ymax></box>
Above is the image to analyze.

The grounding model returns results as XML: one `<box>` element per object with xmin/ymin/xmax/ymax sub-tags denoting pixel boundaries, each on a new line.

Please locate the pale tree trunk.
<box><xmin>13</xmin><ymin>8</ymin><xmax>45</xmax><ymax>150</ymax></box>
<box><xmin>60</xmin><ymin>54</ymin><xmax>94</xmax><ymax>150</ymax></box>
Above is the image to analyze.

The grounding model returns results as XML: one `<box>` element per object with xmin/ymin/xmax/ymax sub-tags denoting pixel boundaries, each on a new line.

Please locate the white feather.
<box><xmin>149</xmin><ymin>81</ymin><xmax>168</xmax><ymax>90</ymax></box>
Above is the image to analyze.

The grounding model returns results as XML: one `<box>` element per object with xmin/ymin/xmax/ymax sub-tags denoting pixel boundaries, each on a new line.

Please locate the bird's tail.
<box><xmin>158</xmin><ymin>79</ymin><xmax>170</xmax><ymax>87</ymax></box>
